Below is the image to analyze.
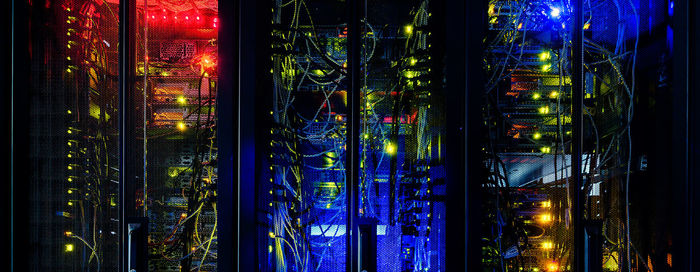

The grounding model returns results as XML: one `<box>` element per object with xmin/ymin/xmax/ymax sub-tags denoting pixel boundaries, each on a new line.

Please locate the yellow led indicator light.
<box><xmin>65</xmin><ymin>244</ymin><xmax>74</xmax><ymax>252</ymax></box>
<box><xmin>64</xmin><ymin>231</ymin><xmax>73</xmax><ymax>237</ymax></box>
<box><xmin>533</xmin><ymin>132</ymin><xmax>542</xmax><ymax>140</ymax></box>
<box><xmin>539</xmin><ymin>51</ymin><xmax>550</xmax><ymax>61</ymax></box>
<box><xmin>404</xmin><ymin>24</ymin><xmax>413</xmax><ymax>36</ymax></box>
<box><xmin>541</xmin><ymin>64</ymin><xmax>552</xmax><ymax>72</ymax></box>
<box><xmin>542</xmin><ymin>241</ymin><xmax>554</xmax><ymax>249</ymax></box>
<box><xmin>385</xmin><ymin>142</ymin><xmax>397</xmax><ymax>155</ymax></box>
<box><xmin>177</xmin><ymin>96</ymin><xmax>187</xmax><ymax>104</ymax></box>
<box><xmin>177</xmin><ymin>121</ymin><xmax>187</xmax><ymax>131</ymax></box>
<box><xmin>539</xmin><ymin>213</ymin><xmax>552</xmax><ymax>223</ymax></box>
<box><xmin>540</xmin><ymin>146</ymin><xmax>551</xmax><ymax>153</ymax></box>
<box><xmin>538</xmin><ymin>106</ymin><xmax>550</xmax><ymax>114</ymax></box>
<box><xmin>532</xmin><ymin>93</ymin><xmax>541</xmax><ymax>100</ymax></box>
<box><xmin>409</xmin><ymin>57</ymin><xmax>418</xmax><ymax>66</ymax></box>
<box><xmin>549</xmin><ymin>91</ymin><xmax>559</xmax><ymax>98</ymax></box>
<box><xmin>404</xmin><ymin>71</ymin><xmax>417</xmax><ymax>79</ymax></box>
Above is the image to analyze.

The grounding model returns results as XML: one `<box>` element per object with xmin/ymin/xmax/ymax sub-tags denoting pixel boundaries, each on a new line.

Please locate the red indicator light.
<box><xmin>174</xmin><ymin>16</ymin><xmax>178</xmax><ymax>20</ymax></box>
<box><xmin>163</xmin><ymin>16</ymin><xmax>167</xmax><ymax>20</ymax></box>
<box><xmin>185</xmin><ymin>16</ymin><xmax>189</xmax><ymax>20</ymax></box>
<box><xmin>196</xmin><ymin>16</ymin><xmax>200</xmax><ymax>20</ymax></box>
<box><xmin>151</xmin><ymin>15</ymin><xmax>155</xmax><ymax>19</ymax></box>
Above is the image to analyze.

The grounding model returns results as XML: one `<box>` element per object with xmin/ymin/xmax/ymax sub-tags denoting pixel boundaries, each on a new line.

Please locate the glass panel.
<box><xmin>129</xmin><ymin>1</ymin><xmax>219</xmax><ymax>271</ymax></box>
<box><xmin>25</xmin><ymin>0</ymin><xmax>121</xmax><ymax>270</ymax></box>
<box><xmin>362</xmin><ymin>1</ymin><xmax>446</xmax><ymax>271</ymax></box>
<box><xmin>260</xmin><ymin>1</ymin><xmax>349</xmax><ymax>271</ymax></box>
<box><xmin>481</xmin><ymin>0</ymin><xmax>673</xmax><ymax>271</ymax></box>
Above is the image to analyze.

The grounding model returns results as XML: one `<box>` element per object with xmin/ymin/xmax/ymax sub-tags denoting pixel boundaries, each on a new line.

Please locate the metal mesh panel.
<box><xmin>128</xmin><ymin>3</ymin><xmax>219</xmax><ymax>271</ymax></box>
<box><xmin>25</xmin><ymin>1</ymin><xmax>121</xmax><ymax>271</ymax></box>
<box><xmin>481</xmin><ymin>0</ymin><xmax>671</xmax><ymax>271</ymax></box>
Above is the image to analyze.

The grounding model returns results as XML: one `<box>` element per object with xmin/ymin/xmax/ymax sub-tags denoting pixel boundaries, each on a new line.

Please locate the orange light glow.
<box><xmin>539</xmin><ymin>213</ymin><xmax>552</xmax><ymax>223</ymax></box>
<box><xmin>541</xmin><ymin>241</ymin><xmax>553</xmax><ymax>249</ymax></box>
<box><xmin>198</xmin><ymin>55</ymin><xmax>216</xmax><ymax>69</ymax></box>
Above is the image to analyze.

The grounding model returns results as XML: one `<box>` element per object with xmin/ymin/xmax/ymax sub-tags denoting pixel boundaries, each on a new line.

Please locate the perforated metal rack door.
<box><xmin>124</xmin><ymin>1</ymin><xmax>220</xmax><ymax>271</ymax></box>
<box><xmin>254</xmin><ymin>0</ymin><xmax>449</xmax><ymax>271</ymax></box>
<box><xmin>480</xmin><ymin>0</ymin><xmax>674</xmax><ymax>271</ymax></box>
<box><xmin>258</xmin><ymin>1</ymin><xmax>350</xmax><ymax>271</ymax></box>
<box><xmin>16</xmin><ymin>0</ymin><xmax>122</xmax><ymax>270</ymax></box>
<box><xmin>362</xmin><ymin>1</ymin><xmax>447</xmax><ymax>271</ymax></box>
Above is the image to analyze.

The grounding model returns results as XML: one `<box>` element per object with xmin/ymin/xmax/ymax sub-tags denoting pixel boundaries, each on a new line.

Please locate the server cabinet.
<box><xmin>12</xmin><ymin>1</ymin><xmax>122</xmax><ymax>270</ymax></box>
<box><xmin>236</xmin><ymin>0</ymin><xmax>462</xmax><ymax>271</ymax></box>
<box><xmin>122</xmin><ymin>1</ymin><xmax>221</xmax><ymax>271</ymax></box>
<box><xmin>478</xmin><ymin>0</ymin><xmax>679</xmax><ymax>271</ymax></box>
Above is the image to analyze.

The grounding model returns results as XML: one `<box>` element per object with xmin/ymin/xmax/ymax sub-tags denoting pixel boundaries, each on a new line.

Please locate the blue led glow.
<box><xmin>669</xmin><ymin>1</ymin><xmax>674</xmax><ymax>17</ymax></box>
<box><xmin>550</xmin><ymin>7</ymin><xmax>561</xmax><ymax>18</ymax></box>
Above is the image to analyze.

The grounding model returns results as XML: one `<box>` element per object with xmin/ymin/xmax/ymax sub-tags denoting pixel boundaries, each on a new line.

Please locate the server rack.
<box><xmin>10</xmin><ymin>0</ymin><xmax>223</xmax><ymax>271</ymax></box>
<box><xmin>120</xmin><ymin>1</ymin><xmax>221</xmax><ymax>271</ymax></box>
<box><xmin>235</xmin><ymin>0</ymin><xmax>474</xmax><ymax>271</ymax></box>
<box><xmin>477</xmin><ymin>0</ymin><xmax>690</xmax><ymax>272</ymax></box>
